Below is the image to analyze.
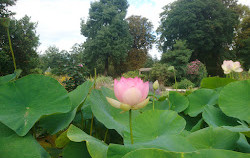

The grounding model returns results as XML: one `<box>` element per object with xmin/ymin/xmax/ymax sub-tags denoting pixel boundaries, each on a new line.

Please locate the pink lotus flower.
<box><xmin>221</xmin><ymin>60</ymin><xmax>234</xmax><ymax>74</ymax></box>
<box><xmin>77</xmin><ymin>64</ymin><xmax>83</xmax><ymax>67</ymax></box>
<box><xmin>231</xmin><ymin>61</ymin><xmax>243</xmax><ymax>73</ymax></box>
<box><xmin>106</xmin><ymin>77</ymin><xmax>149</xmax><ymax>112</ymax></box>
<box><xmin>221</xmin><ymin>60</ymin><xmax>243</xmax><ymax>74</ymax></box>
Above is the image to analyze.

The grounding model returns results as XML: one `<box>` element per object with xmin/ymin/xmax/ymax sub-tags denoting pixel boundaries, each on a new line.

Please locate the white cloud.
<box><xmin>9</xmin><ymin>0</ymin><xmax>250</xmax><ymax>59</ymax></box>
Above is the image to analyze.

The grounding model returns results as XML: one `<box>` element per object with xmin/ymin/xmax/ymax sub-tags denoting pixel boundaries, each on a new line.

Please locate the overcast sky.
<box><xmin>10</xmin><ymin>0</ymin><xmax>250</xmax><ymax>58</ymax></box>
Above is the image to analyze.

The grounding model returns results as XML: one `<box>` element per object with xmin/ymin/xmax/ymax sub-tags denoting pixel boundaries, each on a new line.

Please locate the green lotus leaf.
<box><xmin>89</xmin><ymin>87</ymin><xmax>140</xmax><ymax>135</ymax></box>
<box><xmin>186</xmin><ymin>89</ymin><xmax>218</xmax><ymax>117</ymax></box>
<box><xmin>62</xmin><ymin>142</ymin><xmax>91</xmax><ymax>158</ymax></box>
<box><xmin>0</xmin><ymin>122</ymin><xmax>50</xmax><ymax>158</ymax></box>
<box><xmin>219</xmin><ymin>80</ymin><xmax>250</xmax><ymax>123</ymax></box>
<box><xmin>39</xmin><ymin>81</ymin><xmax>93</xmax><ymax>134</ymax></box>
<box><xmin>169</xmin><ymin>91</ymin><xmax>189</xmax><ymax>112</ymax></box>
<box><xmin>0</xmin><ymin>69</ymin><xmax>22</xmax><ymax>85</ymax></box>
<box><xmin>202</xmin><ymin>105</ymin><xmax>239</xmax><ymax>127</ymax></box>
<box><xmin>200</xmin><ymin>77</ymin><xmax>236</xmax><ymax>89</ymax></box>
<box><xmin>0</xmin><ymin>74</ymin><xmax>71</xmax><ymax>136</ymax></box>
<box><xmin>186</xmin><ymin>127</ymin><xmax>239</xmax><ymax>150</ymax></box>
<box><xmin>122</xmin><ymin>148</ymin><xmax>250</xmax><ymax>158</ymax></box>
<box><xmin>67</xmin><ymin>124</ymin><xmax>108</xmax><ymax>158</ymax></box>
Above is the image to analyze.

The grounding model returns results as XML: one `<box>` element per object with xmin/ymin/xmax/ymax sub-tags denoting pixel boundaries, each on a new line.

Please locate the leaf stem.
<box><xmin>104</xmin><ymin>129</ymin><xmax>108</xmax><ymax>143</ymax></box>
<box><xmin>174</xmin><ymin>70</ymin><xmax>177</xmax><ymax>91</ymax></box>
<box><xmin>80</xmin><ymin>110</ymin><xmax>84</xmax><ymax>130</ymax></box>
<box><xmin>7</xmin><ymin>28</ymin><xmax>16</xmax><ymax>70</ymax></box>
<box><xmin>90</xmin><ymin>68</ymin><xmax>97</xmax><ymax>136</ymax></box>
<box><xmin>90</xmin><ymin>113</ymin><xmax>94</xmax><ymax>136</ymax></box>
<box><xmin>153</xmin><ymin>90</ymin><xmax>155</xmax><ymax>110</ymax></box>
<box><xmin>129</xmin><ymin>109</ymin><xmax>134</xmax><ymax>144</ymax></box>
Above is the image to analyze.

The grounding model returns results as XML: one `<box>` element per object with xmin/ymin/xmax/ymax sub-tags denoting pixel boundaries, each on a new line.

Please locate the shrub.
<box><xmin>122</xmin><ymin>71</ymin><xmax>139</xmax><ymax>78</ymax></box>
<box><xmin>149</xmin><ymin>63</ymin><xmax>172</xmax><ymax>86</ymax></box>
<box><xmin>186</xmin><ymin>60</ymin><xmax>207</xmax><ymax>86</ymax></box>
<box><xmin>122</xmin><ymin>71</ymin><xmax>146</xmax><ymax>80</ymax></box>
<box><xmin>88</xmin><ymin>75</ymin><xmax>113</xmax><ymax>89</ymax></box>
<box><xmin>172</xmin><ymin>79</ymin><xmax>195</xmax><ymax>89</ymax></box>
<box><xmin>63</xmin><ymin>64</ymin><xmax>89</xmax><ymax>92</ymax></box>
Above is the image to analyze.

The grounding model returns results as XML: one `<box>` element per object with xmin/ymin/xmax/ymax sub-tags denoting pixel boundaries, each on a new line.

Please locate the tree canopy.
<box><xmin>0</xmin><ymin>15</ymin><xmax>40</xmax><ymax>76</ymax></box>
<box><xmin>158</xmin><ymin>0</ymin><xmax>239</xmax><ymax>75</ymax></box>
<box><xmin>81</xmin><ymin>0</ymin><xmax>132</xmax><ymax>75</ymax></box>
<box><xmin>161</xmin><ymin>40</ymin><xmax>193</xmax><ymax>79</ymax></box>
<box><xmin>126</xmin><ymin>15</ymin><xmax>155</xmax><ymax>70</ymax></box>
<box><xmin>0</xmin><ymin>0</ymin><xmax>16</xmax><ymax>17</ymax></box>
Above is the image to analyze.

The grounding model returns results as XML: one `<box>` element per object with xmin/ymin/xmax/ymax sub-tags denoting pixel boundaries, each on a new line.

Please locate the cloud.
<box><xmin>9</xmin><ymin>0</ymin><xmax>250</xmax><ymax>59</ymax></box>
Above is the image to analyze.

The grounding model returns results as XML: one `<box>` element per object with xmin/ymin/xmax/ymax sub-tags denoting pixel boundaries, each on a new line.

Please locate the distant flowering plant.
<box><xmin>106</xmin><ymin>77</ymin><xmax>149</xmax><ymax>112</ymax></box>
<box><xmin>77</xmin><ymin>64</ymin><xmax>83</xmax><ymax>67</ymax></box>
<box><xmin>186</xmin><ymin>59</ymin><xmax>201</xmax><ymax>75</ymax></box>
<box><xmin>221</xmin><ymin>60</ymin><xmax>243</xmax><ymax>74</ymax></box>
<box><xmin>186</xmin><ymin>59</ymin><xmax>207</xmax><ymax>86</ymax></box>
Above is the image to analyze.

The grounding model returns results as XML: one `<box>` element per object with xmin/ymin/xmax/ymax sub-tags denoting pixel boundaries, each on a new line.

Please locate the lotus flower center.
<box><xmin>122</xmin><ymin>87</ymin><xmax>142</xmax><ymax>106</ymax></box>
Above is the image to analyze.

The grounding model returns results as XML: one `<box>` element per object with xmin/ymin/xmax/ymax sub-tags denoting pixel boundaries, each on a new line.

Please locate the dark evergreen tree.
<box><xmin>81</xmin><ymin>0</ymin><xmax>132</xmax><ymax>76</ymax></box>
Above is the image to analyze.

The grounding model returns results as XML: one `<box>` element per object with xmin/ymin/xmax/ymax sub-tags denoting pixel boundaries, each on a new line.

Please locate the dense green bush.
<box><xmin>161</xmin><ymin>40</ymin><xmax>192</xmax><ymax>80</ymax></box>
<box><xmin>185</xmin><ymin>60</ymin><xmax>207</xmax><ymax>86</ymax></box>
<box><xmin>172</xmin><ymin>78</ymin><xmax>195</xmax><ymax>89</ymax></box>
<box><xmin>149</xmin><ymin>63</ymin><xmax>172</xmax><ymax>86</ymax></box>
<box><xmin>122</xmin><ymin>70</ymin><xmax>146</xmax><ymax>80</ymax></box>
<box><xmin>63</xmin><ymin>64</ymin><xmax>89</xmax><ymax>92</ymax></box>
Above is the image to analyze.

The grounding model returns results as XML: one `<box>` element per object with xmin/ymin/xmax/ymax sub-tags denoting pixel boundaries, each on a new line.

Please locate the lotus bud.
<box><xmin>153</xmin><ymin>80</ymin><xmax>159</xmax><ymax>90</ymax></box>
<box><xmin>168</xmin><ymin>66</ymin><xmax>175</xmax><ymax>71</ymax></box>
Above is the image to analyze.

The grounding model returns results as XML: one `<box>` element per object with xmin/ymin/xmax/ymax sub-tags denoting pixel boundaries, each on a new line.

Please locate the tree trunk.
<box><xmin>104</xmin><ymin>57</ymin><xmax>109</xmax><ymax>76</ymax></box>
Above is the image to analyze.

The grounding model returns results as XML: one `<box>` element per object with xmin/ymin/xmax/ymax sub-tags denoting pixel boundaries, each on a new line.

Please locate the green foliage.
<box><xmin>63</xmin><ymin>65</ymin><xmax>88</xmax><ymax>92</ymax></box>
<box><xmin>186</xmin><ymin>88</ymin><xmax>218</xmax><ymax>117</ymax></box>
<box><xmin>0</xmin><ymin>122</ymin><xmax>50</xmax><ymax>158</ymax></box>
<box><xmin>158</xmin><ymin>0</ymin><xmax>239</xmax><ymax>75</ymax></box>
<box><xmin>0</xmin><ymin>69</ymin><xmax>21</xmax><ymax>85</ymax></box>
<box><xmin>0</xmin><ymin>75</ymin><xmax>72</xmax><ymax>136</ymax></box>
<box><xmin>149</xmin><ymin>63</ymin><xmax>172</xmax><ymax>85</ymax></box>
<box><xmin>0</xmin><ymin>67</ymin><xmax>250</xmax><ymax>157</ymax></box>
<box><xmin>219</xmin><ymin>80</ymin><xmax>250</xmax><ymax>123</ymax></box>
<box><xmin>0</xmin><ymin>16</ymin><xmax>40</xmax><ymax>76</ymax></box>
<box><xmin>125</xmin><ymin>15</ymin><xmax>155</xmax><ymax>71</ymax></box>
<box><xmin>235</xmin><ymin>12</ymin><xmax>250</xmax><ymax>70</ymax></box>
<box><xmin>81</xmin><ymin>0</ymin><xmax>132</xmax><ymax>75</ymax></box>
<box><xmin>172</xmin><ymin>79</ymin><xmax>195</xmax><ymax>89</ymax></box>
<box><xmin>161</xmin><ymin>40</ymin><xmax>193</xmax><ymax>79</ymax></box>
<box><xmin>122</xmin><ymin>71</ymin><xmax>139</xmax><ymax>78</ymax></box>
<box><xmin>186</xmin><ymin>60</ymin><xmax>207</xmax><ymax>86</ymax></box>
<box><xmin>0</xmin><ymin>0</ymin><xmax>16</xmax><ymax>17</ymax></box>
<box><xmin>200</xmin><ymin>77</ymin><xmax>236</xmax><ymax>89</ymax></box>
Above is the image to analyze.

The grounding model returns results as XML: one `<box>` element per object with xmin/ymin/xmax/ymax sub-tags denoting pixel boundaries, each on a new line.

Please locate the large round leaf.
<box><xmin>123</xmin><ymin>148</ymin><xmax>250</xmax><ymax>158</ymax></box>
<box><xmin>219</xmin><ymin>80</ymin><xmax>250</xmax><ymax>123</ymax></box>
<box><xmin>186</xmin><ymin>127</ymin><xmax>239</xmax><ymax>150</ymax></box>
<box><xmin>122</xmin><ymin>148</ymin><xmax>179</xmax><ymax>158</ymax></box>
<box><xmin>186</xmin><ymin>89</ymin><xmax>218</xmax><ymax>117</ymax></box>
<box><xmin>62</xmin><ymin>142</ymin><xmax>91</xmax><ymax>158</ymax></box>
<box><xmin>200</xmin><ymin>77</ymin><xmax>236</xmax><ymax>89</ymax></box>
<box><xmin>202</xmin><ymin>105</ymin><xmax>239</xmax><ymax>127</ymax></box>
<box><xmin>124</xmin><ymin>110</ymin><xmax>186</xmax><ymax>143</ymax></box>
<box><xmin>0</xmin><ymin>74</ymin><xmax>71</xmax><ymax>136</ymax></box>
<box><xmin>0</xmin><ymin>69</ymin><xmax>22</xmax><ymax>85</ymax></box>
<box><xmin>39</xmin><ymin>81</ymin><xmax>93</xmax><ymax>134</ymax></box>
<box><xmin>123</xmin><ymin>110</ymin><xmax>195</xmax><ymax>152</ymax></box>
<box><xmin>67</xmin><ymin>125</ymin><xmax>108</xmax><ymax>158</ymax></box>
<box><xmin>89</xmin><ymin>87</ymin><xmax>140</xmax><ymax>135</ymax></box>
<box><xmin>0</xmin><ymin>123</ymin><xmax>50</xmax><ymax>158</ymax></box>
<box><xmin>169</xmin><ymin>91</ymin><xmax>189</xmax><ymax>112</ymax></box>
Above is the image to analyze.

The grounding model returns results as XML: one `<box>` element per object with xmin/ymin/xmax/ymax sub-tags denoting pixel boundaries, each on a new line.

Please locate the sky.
<box><xmin>9</xmin><ymin>0</ymin><xmax>250</xmax><ymax>59</ymax></box>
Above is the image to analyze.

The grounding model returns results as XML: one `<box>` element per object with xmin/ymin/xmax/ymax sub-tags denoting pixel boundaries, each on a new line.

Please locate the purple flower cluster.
<box><xmin>186</xmin><ymin>59</ymin><xmax>201</xmax><ymax>75</ymax></box>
